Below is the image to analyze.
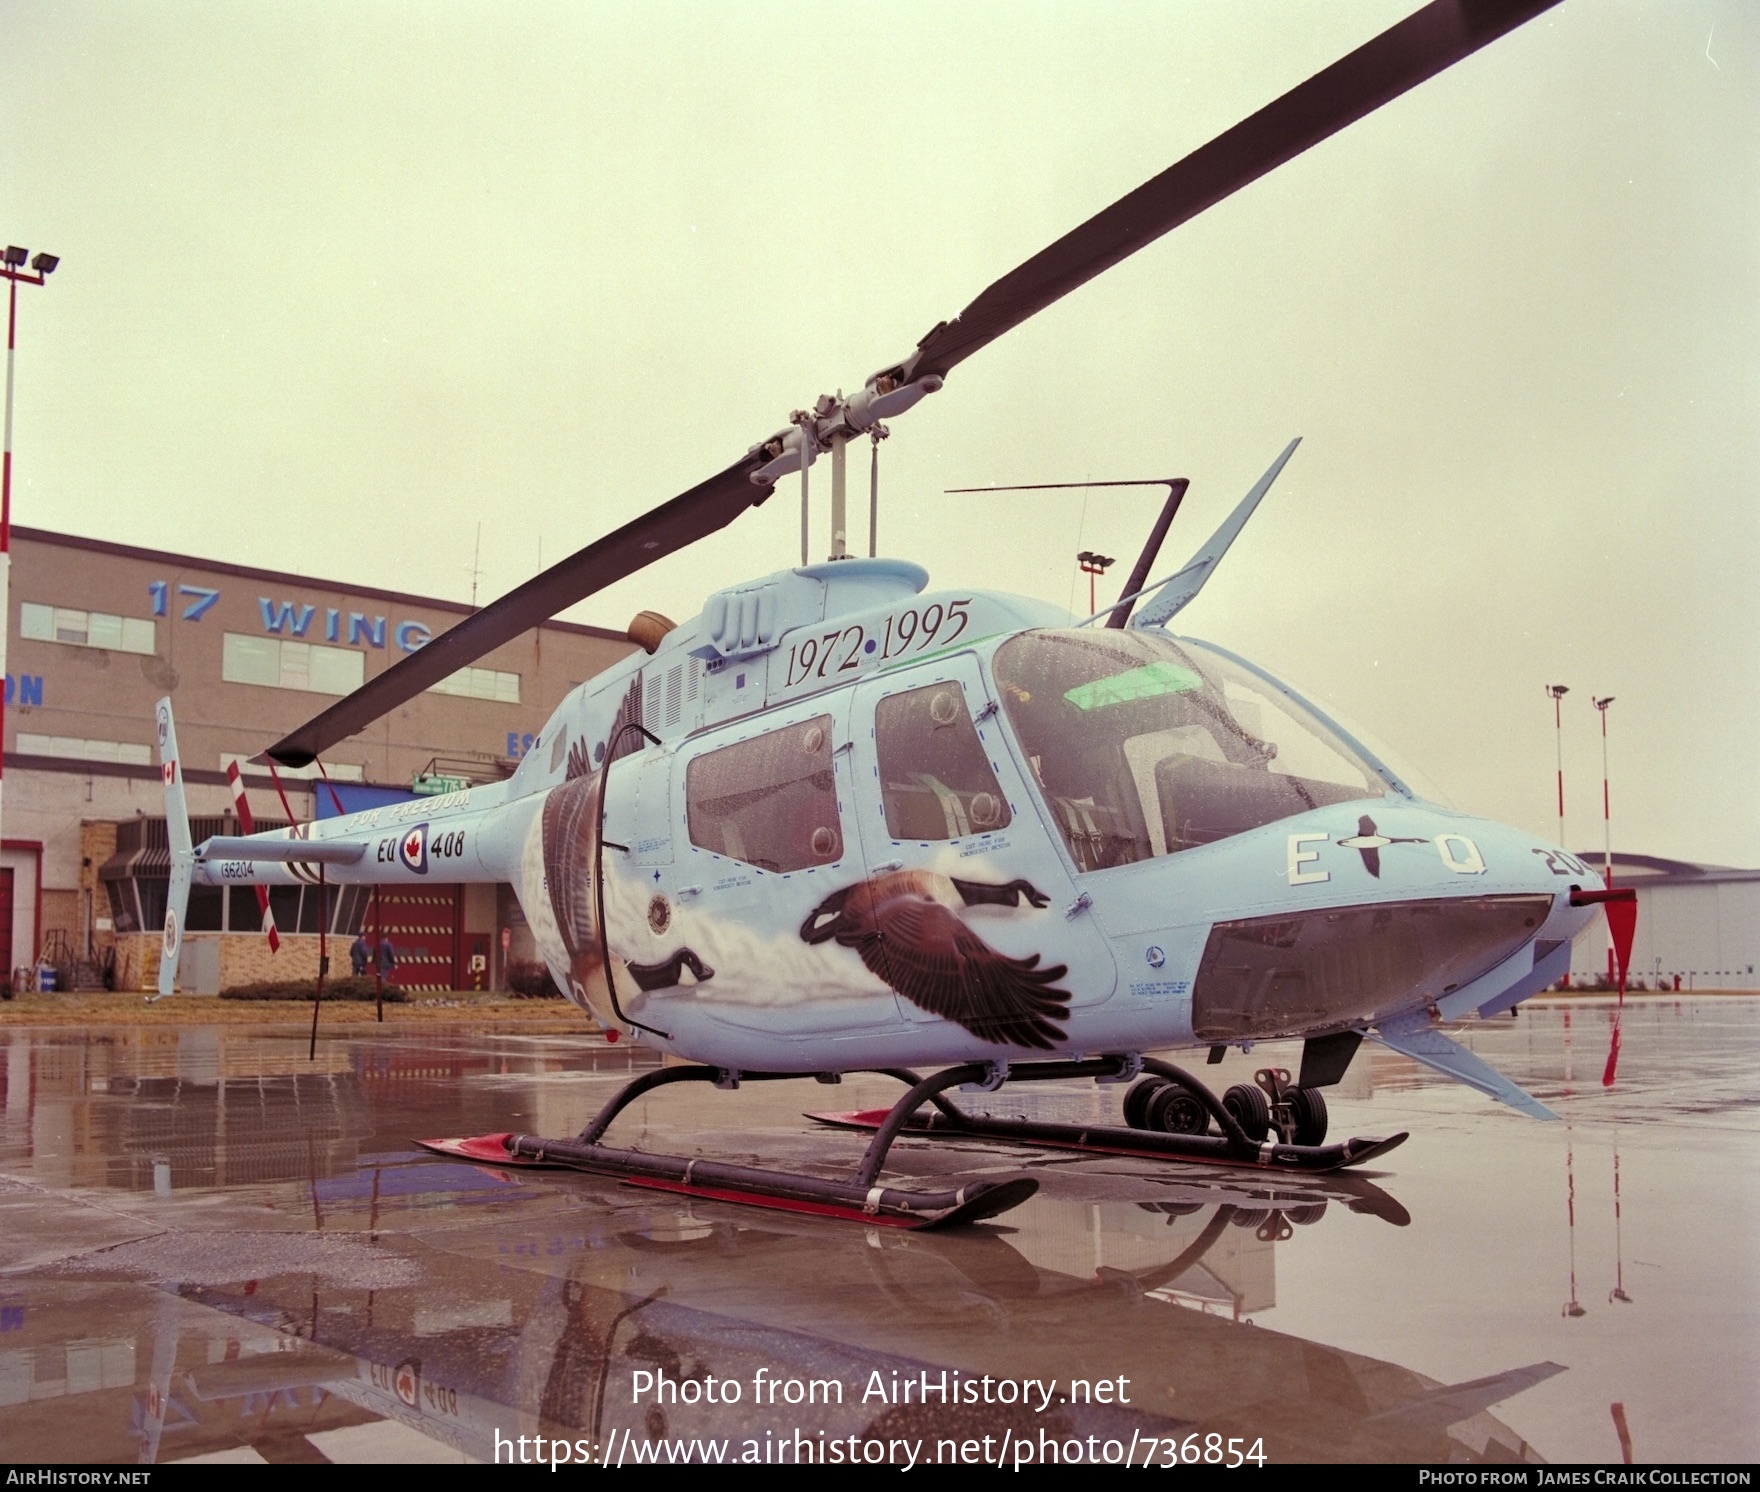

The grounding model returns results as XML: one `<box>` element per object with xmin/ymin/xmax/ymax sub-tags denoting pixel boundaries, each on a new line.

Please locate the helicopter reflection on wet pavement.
<box><xmin>0</xmin><ymin>998</ymin><xmax>1755</xmax><ymax>1465</ymax></box>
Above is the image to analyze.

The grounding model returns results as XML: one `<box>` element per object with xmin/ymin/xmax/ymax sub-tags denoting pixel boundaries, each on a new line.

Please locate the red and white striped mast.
<box><xmin>1594</xmin><ymin>695</ymin><xmax>1616</xmax><ymax>977</ymax></box>
<box><xmin>0</xmin><ymin>246</ymin><xmax>59</xmax><ymax>856</ymax></box>
<box><xmin>1545</xmin><ymin>684</ymin><xmax>1569</xmax><ymax>847</ymax></box>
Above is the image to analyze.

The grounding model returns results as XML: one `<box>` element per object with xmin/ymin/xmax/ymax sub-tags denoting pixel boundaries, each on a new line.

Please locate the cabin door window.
<box><xmin>685</xmin><ymin>714</ymin><xmax>844</xmax><ymax>873</ymax></box>
<box><xmin>872</xmin><ymin>681</ymin><xmax>1011</xmax><ymax>841</ymax></box>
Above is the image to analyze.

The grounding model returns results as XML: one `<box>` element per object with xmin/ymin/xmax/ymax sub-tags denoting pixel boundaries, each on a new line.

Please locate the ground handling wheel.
<box><xmin>1223</xmin><ymin>1082</ymin><xmax>1272</xmax><ymax>1142</ymax></box>
<box><xmin>1145</xmin><ymin>1085</ymin><xmax>1209</xmax><ymax>1135</ymax></box>
<box><xmin>1287</xmin><ymin>1085</ymin><xmax>1329</xmax><ymax>1146</ymax></box>
<box><xmin>1122</xmin><ymin>1076</ymin><xmax>1171</xmax><ymax>1130</ymax></box>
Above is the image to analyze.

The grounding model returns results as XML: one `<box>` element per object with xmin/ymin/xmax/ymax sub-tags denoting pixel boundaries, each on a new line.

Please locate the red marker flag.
<box><xmin>1572</xmin><ymin>886</ymin><xmax>1637</xmax><ymax>1087</ymax></box>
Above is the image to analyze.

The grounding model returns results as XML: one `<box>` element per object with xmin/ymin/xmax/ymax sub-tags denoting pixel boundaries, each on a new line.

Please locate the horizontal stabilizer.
<box><xmin>1131</xmin><ymin>439</ymin><xmax>1299</xmax><ymax>628</ymax></box>
<box><xmin>1372</xmin><ymin>1023</ymin><xmax>1558</xmax><ymax>1121</ymax></box>
<box><xmin>197</xmin><ymin>836</ymin><xmax>366</xmax><ymax>864</ymax></box>
<box><xmin>1365</xmin><ymin>1361</ymin><xmax>1566</xmax><ymax>1430</ymax></box>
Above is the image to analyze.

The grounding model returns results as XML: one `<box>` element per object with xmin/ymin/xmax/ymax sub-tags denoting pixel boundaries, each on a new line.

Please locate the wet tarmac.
<box><xmin>1</xmin><ymin>998</ymin><xmax>1755</xmax><ymax>1466</ymax></box>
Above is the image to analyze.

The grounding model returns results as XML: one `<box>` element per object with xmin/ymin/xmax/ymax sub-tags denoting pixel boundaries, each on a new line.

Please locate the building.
<box><xmin>1568</xmin><ymin>852</ymin><xmax>1759</xmax><ymax>991</ymax></box>
<box><xmin>2</xmin><ymin>526</ymin><xmax>636</xmax><ymax>992</ymax></box>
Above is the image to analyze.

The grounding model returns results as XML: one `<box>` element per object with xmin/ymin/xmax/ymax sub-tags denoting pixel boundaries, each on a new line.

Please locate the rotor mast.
<box><xmin>764</xmin><ymin>379</ymin><xmax>934</xmax><ymax>564</ymax></box>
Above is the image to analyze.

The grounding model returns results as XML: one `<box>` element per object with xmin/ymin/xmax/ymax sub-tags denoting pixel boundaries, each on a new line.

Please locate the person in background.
<box><xmin>349</xmin><ymin>933</ymin><xmax>370</xmax><ymax>978</ymax></box>
<box><xmin>376</xmin><ymin>935</ymin><xmax>398</xmax><ymax>981</ymax></box>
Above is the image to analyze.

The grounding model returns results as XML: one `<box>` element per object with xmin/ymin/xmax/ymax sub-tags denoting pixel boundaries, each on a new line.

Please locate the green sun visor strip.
<box><xmin>1064</xmin><ymin>660</ymin><xmax>1202</xmax><ymax>710</ymax></box>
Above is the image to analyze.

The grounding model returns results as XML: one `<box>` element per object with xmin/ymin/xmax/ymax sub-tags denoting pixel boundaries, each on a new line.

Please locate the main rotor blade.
<box><xmin>903</xmin><ymin>0</ymin><xmax>1561</xmax><ymax>382</ymax></box>
<box><xmin>266</xmin><ymin>1</ymin><xmax>1557</xmax><ymax>769</ymax></box>
<box><xmin>266</xmin><ymin>458</ymin><xmax>772</xmax><ymax>767</ymax></box>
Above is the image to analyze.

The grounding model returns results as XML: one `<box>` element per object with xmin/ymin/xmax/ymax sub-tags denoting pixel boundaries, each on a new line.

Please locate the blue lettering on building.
<box><xmin>4</xmin><ymin>675</ymin><xmax>45</xmax><ymax>707</ymax></box>
<box><xmin>150</xmin><ymin>579</ymin><xmax>221</xmax><ymax>620</ymax></box>
<box><xmin>259</xmin><ymin>598</ymin><xmax>317</xmax><ymax>636</ymax></box>
<box><xmin>348</xmin><ymin>612</ymin><xmax>386</xmax><ymax>649</ymax></box>
<box><xmin>178</xmin><ymin>584</ymin><xmax>220</xmax><ymax>621</ymax></box>
<box><xmin>143</xmin><ymin>580</ymin><xmax>446</xmax><ymax>654</ymax></box>
<box><xmin>507</xmin><ymin>732</ymin><xmax>536</xmax><ymax>759</ymax></box>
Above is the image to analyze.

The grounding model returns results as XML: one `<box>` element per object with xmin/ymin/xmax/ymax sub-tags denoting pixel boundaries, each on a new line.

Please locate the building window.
<box><xmin>223</xmin><ymin>632</ymin><xmax>365</xmax><ymax>695</ymax></box>
<box><xmin>686</xmin><ymin>715</ymin><xmax>842</xmax><ymax>873</ymax></box>
<box><xmin>873</xmin><ymin>682</ymin><xmax>1012</xmax><ymax>840</ymax></box>
<box><xmin>429</xmin><ymin>667</ymin><xmax>520</xmax><ymax>703</ymax></box>
<box><xmin>104</xmin><ymin>877</ymin><xmax>368</xmax><ymax>938</ymax></box>
<box><xmin>16</xmin><ymin>733</ymin><xmax>153</xmax><ymax>765</ymax></box>
<box><xmin>20</xmin><ymin>602</ymin><xmax>155</xmax><ymax>655</ymax></box>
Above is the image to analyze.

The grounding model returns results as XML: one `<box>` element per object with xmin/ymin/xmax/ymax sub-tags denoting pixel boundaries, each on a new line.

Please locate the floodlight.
<box><xmin>30</xmin><ymin>253</ymin><xmax>57</xmax><ymax>275</ymax></box>
<box><xmin>2</xmin><ymin>247</ymin><xmax>26</xmax><ymax>268</ymax></box>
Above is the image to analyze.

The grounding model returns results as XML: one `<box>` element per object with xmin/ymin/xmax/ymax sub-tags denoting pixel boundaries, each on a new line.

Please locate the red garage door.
<box><xmin>370</xmin><ymin>886</ymin><xmax>462</xmax><ymax>992</ymax></box>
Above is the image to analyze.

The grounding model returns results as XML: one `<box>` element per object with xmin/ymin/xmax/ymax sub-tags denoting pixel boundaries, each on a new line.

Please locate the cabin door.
<box><xmin>848</xmin><ymin>654</ymin><xmax>1117</xmax><ymax>1037</ymax></box>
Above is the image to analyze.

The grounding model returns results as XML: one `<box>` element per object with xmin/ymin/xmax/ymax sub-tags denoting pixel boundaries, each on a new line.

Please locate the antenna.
<box><xmin>868</xmin><ymin>424</ymin><xmax>888</xmax><ymax>557</ymax></box>
<box><xmin>468</xmin><ymin>522</ymin><xmax>484</xmax><ymax>607</ymax></box>
<box><xmin>945</xmin><ymin>477</ymin><xmax>1187</xmax><ymax>621</ymax></box>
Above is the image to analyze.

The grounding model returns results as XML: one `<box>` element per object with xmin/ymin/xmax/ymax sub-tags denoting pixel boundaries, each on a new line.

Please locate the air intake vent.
<box><xmin>704</xmin><ymin>583</ymin><xmax>780</xmax><ymax>659</ymax></box>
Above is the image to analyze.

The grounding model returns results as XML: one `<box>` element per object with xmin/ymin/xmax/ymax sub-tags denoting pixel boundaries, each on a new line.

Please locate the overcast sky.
<box><xmin>2</xmin><ymin>0</ymin><xmax>1753</xmax><ymax>865</ymax></box>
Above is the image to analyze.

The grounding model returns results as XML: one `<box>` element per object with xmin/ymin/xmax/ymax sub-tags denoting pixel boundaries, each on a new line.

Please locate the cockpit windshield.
<box><xmin>992</xmin><ymin>630</ymin><xmax>1385</xmax><ymax>872</ymax></box>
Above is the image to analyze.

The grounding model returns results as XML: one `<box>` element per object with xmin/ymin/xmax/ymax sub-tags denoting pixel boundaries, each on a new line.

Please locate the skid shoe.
<box><xmin>808</xmin><ymin>1056</ymin><xmax>1406</xmax><ymax>1174</ymax></box>
<box><xmin>419</xmin><ymin>1062</ymin><xmax>1040</xmax><ymax>1229</ymax></box>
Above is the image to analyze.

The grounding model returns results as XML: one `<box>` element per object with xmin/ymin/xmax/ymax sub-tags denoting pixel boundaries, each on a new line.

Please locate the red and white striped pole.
<box><xmin>1594</xmin><ymin>696</ymin><xmax>1614</xmax><ymax>880</ymax></box>
<box><xmin>1594</xmin><ymin>696</ymin><xmax>1615</xmax><ymax>974</ymax></box>
<box><xmin>225</xmin><ymin>760</ymin><xmax>280</xmax><ymax>952</ymax></box>
<box><xmin>1545</xmin><ymin>684</ymin><xmax>1570</xmax><ymax>987</ymax></box>
<box><xmin>0</xmin><ymin>247</ymin><xmax>57</xmax><ymax>883</ymax></box>
<box><xmin>1545</xmin><ymin>684</ymin><xmax>1569</xmax><ymax>848</ymax></box>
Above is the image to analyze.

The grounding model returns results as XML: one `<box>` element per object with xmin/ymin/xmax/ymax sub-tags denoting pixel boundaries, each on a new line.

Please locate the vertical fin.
<box><xmin>1130</xmin><ymin>438</ymin><xmax>1300</xmax><ymax>628</ymax></box>
<box><xmin>153</xmin><ymin>698</ymin><xmax>192</xmax><ymax>1001</ymax></box>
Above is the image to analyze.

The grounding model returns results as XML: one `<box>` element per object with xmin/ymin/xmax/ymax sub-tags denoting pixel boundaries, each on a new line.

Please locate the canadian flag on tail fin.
<box><xmin>226</xmin><ymin>759</ymin><xmax>281</xmax><ymax>953</ymax></box>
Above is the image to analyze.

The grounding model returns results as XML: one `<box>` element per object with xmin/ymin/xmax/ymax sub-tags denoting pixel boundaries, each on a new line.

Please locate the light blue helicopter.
<box><xmin>152</xmin><ymin>0</ymin><xmax>1632</xmax><ymax>1228</ymax></box>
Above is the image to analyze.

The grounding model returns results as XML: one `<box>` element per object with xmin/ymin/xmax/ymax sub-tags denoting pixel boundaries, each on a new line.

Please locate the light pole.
<box><xmin>1077</xmin><ymin>551</ymin><xmax>1115</xmax><ymax>616</ymax></box>
<box><xmin>1</xmin><ymin>245</ymin><xmax>59</xmax><ymax>873</ymax></box>
<box><xmin>1545</xmin><ymin>684</ymin><xmax>1569</xmax><ymax>848</ymax></box>
<box><xmin>1593</xmin><ymin>696</ymin><xmax>1614</xmax><ymax>882</ymax></box>
<box><xmin>1594</xmin><ymin>695</ymin><xmax>1616</xmax><ymax>982</ymax></box>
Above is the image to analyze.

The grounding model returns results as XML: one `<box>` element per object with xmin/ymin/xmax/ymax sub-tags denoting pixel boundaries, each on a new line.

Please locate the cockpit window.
<box><xmin>992</xmin><ymin>630</ymin><xmax>1383</xmax><ymax>871</ymax></box>
<box><xmin>874</xmin><ymin>681</ymin><xmax>1012</xmax><ymax>841</ymax></box>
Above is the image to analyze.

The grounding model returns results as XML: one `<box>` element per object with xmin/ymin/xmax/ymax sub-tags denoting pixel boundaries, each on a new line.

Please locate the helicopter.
<box><xmin>150</xmin><ymin>0</ymin><xmax>1636</xmax><ymax>1228</ymax></box>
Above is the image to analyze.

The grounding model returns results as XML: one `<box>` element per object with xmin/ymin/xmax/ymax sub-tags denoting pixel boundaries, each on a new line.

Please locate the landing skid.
<box><xmin>810</xmin><ymin>1055</ymin><xmax>1406</xmax><ymax>1175</ymax></box>
<box><xmin>418</xmin><ymin>1056</ymin><xmax>1403</xmax><ymax>1230</ymax></box>
<box><xmin>807</xmin><ymin>1108</ymin><xmax>1406</xmax><ymax>1174</ymax></box>
<box><xmin>417</xmin><ymin>1061</ymin><xmax>1045</xmax><ymax>1230</ymax></box>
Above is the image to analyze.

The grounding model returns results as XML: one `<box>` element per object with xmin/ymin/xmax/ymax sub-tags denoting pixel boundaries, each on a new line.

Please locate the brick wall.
<box><xmin>115</xmin><ymin>928</ymin><xmax>448</xmax><ymax>993</ymax></box>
